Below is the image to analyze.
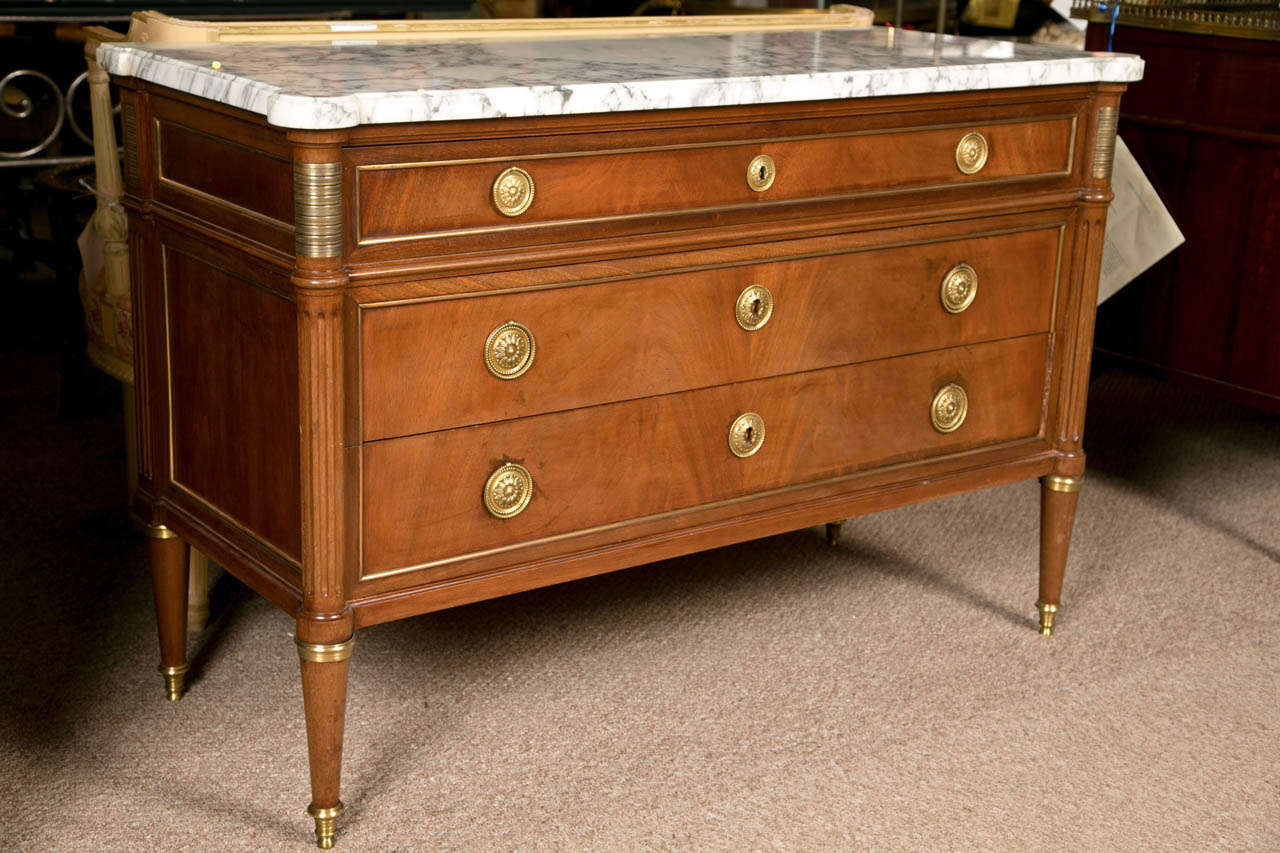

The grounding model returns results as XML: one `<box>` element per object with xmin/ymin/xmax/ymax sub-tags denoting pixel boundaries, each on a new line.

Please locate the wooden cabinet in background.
<box><xmin>1087</xmin><ymin>24</ymin><xmax>1280</xmax><ymax>411</ymax></box>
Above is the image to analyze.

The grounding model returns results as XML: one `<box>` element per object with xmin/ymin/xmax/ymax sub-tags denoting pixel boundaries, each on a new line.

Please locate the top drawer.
<box><xmin>348</xmin><ymin>110</ymin><xmax>1078</xmax><ymax>260</ymax></box>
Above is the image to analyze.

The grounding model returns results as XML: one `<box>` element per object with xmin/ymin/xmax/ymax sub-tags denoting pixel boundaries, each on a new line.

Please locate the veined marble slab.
<box><xmin>100</xmin><ymin>28</ymin><xmax>1143</xmax><ymax>130</ymax></box>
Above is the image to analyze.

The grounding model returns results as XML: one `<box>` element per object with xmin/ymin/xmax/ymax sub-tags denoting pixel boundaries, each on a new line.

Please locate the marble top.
<box><xmin>100</xmin><ymin>28</ymin><xmax>1143</xmax><ymax>130</ymax></box>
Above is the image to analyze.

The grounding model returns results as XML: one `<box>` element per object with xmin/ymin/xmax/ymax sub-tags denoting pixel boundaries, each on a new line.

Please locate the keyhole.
<box><xmin>758</xmin><ymin>165</ymin><xmax>767</xmax><ymax>180</ymax></box>
<box><xmin>751</xmin><ymin>298</ymin><xmax>761</xmax><ymax>316</ymax></box>
<box><xmin>744</xmin><ymin>425</ymin><xmax>754</xmax><ymax>445</ymax></box>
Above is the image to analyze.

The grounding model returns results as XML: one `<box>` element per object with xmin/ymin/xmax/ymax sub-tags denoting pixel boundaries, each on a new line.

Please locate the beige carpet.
<box><xmin>2</xmin><ymin>367</ymin><xmax>1277</xmax><ymax>851</ymax></box>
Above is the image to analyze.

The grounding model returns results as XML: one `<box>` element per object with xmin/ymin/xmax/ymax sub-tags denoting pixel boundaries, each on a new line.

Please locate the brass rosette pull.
<box><xmin>484</xmin><ymin>321</ymin><xmax>536</xmax><ymax>379</ymax></box>
<box><xmin>939</xmin><ymin>262</ymin><xmax>978</xmax><ymax>314</ymax></box>
<box><xmin>484</xmin><ymin>463</ymin><xmax>533</xmax><ymax>519</ymax></box>
<box><xmin>735</xmin><ymin>284</ymin><xmax>774</xmax><ymax>331</ymax></box>
<box><xmin>746</xmin><ymin>154</ymin><xmax>776</xmax><ymax>192</ymax></box>
<box><xmin>492</xmin><ymin>166</ymin><xmax>535</xmax><ymax>216</ymax></box>
<box><xmin>728</xmin><ymin>412</ymin><xmax>766</xmax><ymax>458</ymax></box>
<box><xmin>930</xmin><ymin>383</ymin><xmax>969</xmax><ymax>433</ymax></box>
<box><xmin>955</xmin><ymin>131</ymin><xmax>989</xmax><ymax>175</ymax></box>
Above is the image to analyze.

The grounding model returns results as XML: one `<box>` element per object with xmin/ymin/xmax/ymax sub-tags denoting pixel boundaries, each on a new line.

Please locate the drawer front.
<box><xmin>360</xmin><ymin>225</ymin><xmax>1060</xmax><ymax>440</ymax></box>
<box><xmin>361</xmin><ymin>334</ymin><xmax>1048</xmax><ymax>577</ymax></box>
<box><xmin>352</xmin><ymin>116</ymin><xmax>1075</xmax><ymax>253</ymax></box>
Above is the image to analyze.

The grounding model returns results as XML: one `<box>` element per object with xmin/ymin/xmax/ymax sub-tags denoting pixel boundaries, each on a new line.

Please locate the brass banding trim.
<box><xmin>145</xmin><ymin>523</ymin><xmax>178</xmax><ymax>540</ymax></box>
<box><xmin>1042</xmin><ymin>474</ymin><xmax>1083</xmax><ymax>493</ymax></box>
<box><xmin>360</xmin><ymin>220</ymin><xmax>1065</xmax><ymax>309</ymax></box>
<box><xmin>295</xmin><ymin>637</ymin><xmax>355</xmax><ymax>663</ymax></box>
<box><xmin>294</xmin><ymin>161</ymin><xmax>343</xmax><ymax>258</ymax></box>
<box><xmin>1091</xmin><ymin>106</ymin><xmax>1119</xmax><ymax>181</ymax></box>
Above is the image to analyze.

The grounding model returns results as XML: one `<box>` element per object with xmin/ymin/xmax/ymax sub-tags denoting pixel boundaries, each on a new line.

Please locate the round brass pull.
<box><xmin>735</xmin><ymin>285</ymin><xmax>774</xmax><ymax>331</ymax></box>
<box><xmin>746</xmin><ymin>154</ymin><xmax>776</xmax><ymax>192</ymax></box>
<box><xmin>931</xmin><ymin>383</ymin><xmax>969</xmax><ymax>433</ymax></box>
<box><xmin>940</xmin><ymin>263</ymin><xmax>978</xmax><ymax>314</ymax></box>
<box><xmin>484</xmin><ymin>463</ymin><xmax>533</xmax><ymax>519</ymax></box>
<box><xmin>484</xmin><ymin>321</ymin><xmax>536</xmax><ymax>380</ymax></box>
<box><xmin>492</xmin><ymin>166</ymin><xmax>535</xmax><ymax>217</ymax></box>
<box><xmin>955</xmin><ymin>132</ymin><xmax>989</xmax><ymax>175</ymax></box>
<box><xmin>728</xmin><ymin>412</ymin><xmax>766</xmax><ymax>458</ymax></box>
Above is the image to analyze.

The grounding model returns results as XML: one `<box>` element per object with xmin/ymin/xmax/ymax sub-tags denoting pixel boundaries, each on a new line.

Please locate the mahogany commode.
<box><xmin>102</xmin><ymin>20</ymin><xmax>1143</xmax><ymax>847</ymax></box>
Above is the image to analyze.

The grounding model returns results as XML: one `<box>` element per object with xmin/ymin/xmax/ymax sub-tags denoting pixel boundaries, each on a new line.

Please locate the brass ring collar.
<box><xmin>1042</xmin><ymin>474</ymin><xmax>1083</xmax><ymax>493</ymax></box>
<box><xmin>296</xmin><ymin>637</ymin><xmax>355</xmax><ymax>663</ymax></box>
<box><xmin>145</xmin><ymin>523</ymin><xmax>178</xmax><ymax>540</ymax></box>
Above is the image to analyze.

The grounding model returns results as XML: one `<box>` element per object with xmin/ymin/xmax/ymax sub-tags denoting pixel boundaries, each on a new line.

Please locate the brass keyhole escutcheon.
<box><xmin>940</xmin><ymin>262</ymin><xmax>978</xmax><ymax>314</ymax></box>
<box><xmin>484</xmin><ymin>321</ymin><xmax>536</xmax><ymax>379</ymax></box>
<box><xmin>729</xmin><ymin>412</ymin><xmax>766</xmax><ymax>458</ymax></box>
<box><xmin>930</xmin><ymin>383</ymin><xmax>969</xmax><ymax>433</ymax></box>
<box><xmin>483</xmin><ymin>463</ymin><xmax>533</xmax><ymax>519</ymax></box>
<box><xmin>955</xmin><ymin>132</ymin><xmax>989</xmax><ymax>175</ymax></box>
<box><xmin>492</xmin><ymin>166</ymin><xmax>535</xmax><ymax>216</ymax></box>
<box><xmin>746</xmin><ymin>154</ymin><xmax>776</xmax><ymax>192</ymax></box>
<box><xmin>735</xmin><ymin>284</ymin><xmax>774</xmax><ymax>331</ymax></box>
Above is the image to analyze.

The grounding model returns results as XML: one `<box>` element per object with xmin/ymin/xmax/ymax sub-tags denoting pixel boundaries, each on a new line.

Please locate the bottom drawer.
<box><xmin>362</xmin><ymin>334</ymin><xmax>1048</xmax><ymax>576</ymax></box>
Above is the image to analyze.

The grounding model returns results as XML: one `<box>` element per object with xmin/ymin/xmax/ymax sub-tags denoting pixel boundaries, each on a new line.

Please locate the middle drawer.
<box><xmin>360</xmin><ymin>224</ymin><xmax>1059</xmax><ymax>441</ymax></box>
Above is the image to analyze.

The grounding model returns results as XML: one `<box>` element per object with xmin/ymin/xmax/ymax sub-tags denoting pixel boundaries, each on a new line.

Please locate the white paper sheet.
<box><xmin>1098</xmin><ymin>137</ymin><xmax>1184</xmax><ymax>304</ymax></box>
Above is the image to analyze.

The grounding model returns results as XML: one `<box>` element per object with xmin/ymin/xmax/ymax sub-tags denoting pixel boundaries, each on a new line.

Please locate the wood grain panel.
<box><xmin>362</xmin><ymin>334</ymin><xmax>1048</xmax><ymax>576</ymax></box>
<box><xmin>354</xmin><ymin>117</ymin><xmax>1074</xmax><ymax>248</ymax></box>
<box><xmin>156</xmin><ymin>119</ymin><xmax>293</xmax><ymax>225</ymax></box>
<box><xmin>360</xmin><ymin>224</ymin><xmax>1061</xmax><ymax>439</ymax></box>
<box><xmin>163</xmin><ymin>241</ymin><xmax>302</xmax><ymax>560</ymax></box>
<box><xmin>148</xmin><ymin>95</ymin><xmax>294</xmax><ymax>254</ymax></box>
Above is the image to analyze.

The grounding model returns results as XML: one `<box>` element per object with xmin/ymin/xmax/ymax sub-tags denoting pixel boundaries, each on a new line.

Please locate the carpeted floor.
<box><xmin>1</xmin><ymin>361</ymin><xmax>1276</xmax><ymax>851</ymax></box>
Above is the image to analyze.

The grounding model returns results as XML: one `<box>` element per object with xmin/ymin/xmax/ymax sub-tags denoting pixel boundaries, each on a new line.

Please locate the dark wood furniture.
<box><xmin>1083</xmin><ymin>21</ymin><xmax>1280</xmax><ymax>411</ymax></box>
<box><xmin>115</xmin><ymin>64</ymin><xmax>1125</xmax><ymax>846</ymax></box>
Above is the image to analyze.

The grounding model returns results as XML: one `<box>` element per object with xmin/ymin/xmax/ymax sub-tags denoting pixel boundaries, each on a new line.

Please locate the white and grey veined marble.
<box><xmin>99</xmin><ymin>28</ymin><xmax>1143</xmax><ymax>130</ymax></box>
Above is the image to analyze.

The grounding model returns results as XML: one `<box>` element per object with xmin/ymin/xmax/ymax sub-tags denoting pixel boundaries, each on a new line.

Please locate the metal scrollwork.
<box><xmin>1</xmin><ymin>68</ymin><xmax>113</xmax><ymax>167</ymax></box>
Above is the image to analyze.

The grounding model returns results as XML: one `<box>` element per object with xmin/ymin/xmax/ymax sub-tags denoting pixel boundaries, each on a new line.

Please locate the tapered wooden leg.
<box><xmin>825</xmin><ymin>521</ymin><xmax>844</xmax><ymax>546</ymax></box>
<box><xmin>187</xmin><ymin>549</ymin><xmax>211</xmax><ymax>633</ymax></box>
<box><xmin>1038</xmin><ymin>475</ymin><xmax>1083</xmax><ymax>636</ymax></box>
<box><xmin>297</xmin><ymin>633</ymin><xmax>354</xmax><ymax>849</ymax></box>
<box><xmin>147</xmin><ymin>524</ymin><xmax>190</xmax><ymax>700</ymax></box>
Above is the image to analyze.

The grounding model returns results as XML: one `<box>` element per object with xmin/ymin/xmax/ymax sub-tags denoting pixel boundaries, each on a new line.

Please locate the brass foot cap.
<box><xmin>1036</xmin><ymin>601</ymin><xmax>1059</xmax><ymax>637</ymax></box>
<box><xmin>308</xmin><ymin>801</ymin><xmax>344</xmax><ymax>849</ymax></box>
<box><xmin>159</xmin><ymin>664</ymin><xmax>188</xmax><ymax>701</ymax></box>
